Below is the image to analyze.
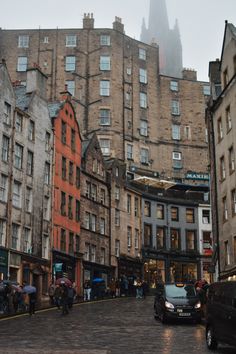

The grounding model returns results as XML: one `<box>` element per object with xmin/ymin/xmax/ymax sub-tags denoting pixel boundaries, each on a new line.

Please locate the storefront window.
<box><xmin>170</xmin><ymin>262</ymin><xmax>197</xmax><ymax>282</ymax></box>
<box><xmin>144</xmin><ymin>260</ymin><xmax>165</xmax><ymax>288</ymax></box>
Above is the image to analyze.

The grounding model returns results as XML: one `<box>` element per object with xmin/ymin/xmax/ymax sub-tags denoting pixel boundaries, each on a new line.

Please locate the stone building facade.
<box><xmin>0</xmin><ymin>63</ymin><xmax>53</xmax><ymax>301</ymax></box>
<box><xmin>80</xmin><ymin>134</ymin><xmax>112</xmax><ymax>286</ymax></box>
<box><xmin>0</xmin><ymin>15</ymin><xmax>209</xmax><ymax>184</ymax></box>
<box><xmin>207</xmin><ymin>21</ymin><xmax>236</xmax><ymax>281</ymax></box>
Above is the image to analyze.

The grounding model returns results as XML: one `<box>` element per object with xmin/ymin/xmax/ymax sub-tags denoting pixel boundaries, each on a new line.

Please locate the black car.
<box><xmin>154</xmin><ymin>283</ymin><xmax>201</xmax><ymax>323</ymax></box>
<box><xmin>205</xmin><ymin>281</ymin><xmax>236</xmax><ymax>350</ymax></box>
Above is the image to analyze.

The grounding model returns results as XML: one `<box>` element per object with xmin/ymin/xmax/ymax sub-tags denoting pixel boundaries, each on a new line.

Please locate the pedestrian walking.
<box><xmin>28</xmin><ymin>291</ymin><xmax>37</xmax><ymax>316</ymax></box>
<box><xmin>68</xmin><ymin>285</ymin><xmax>76</xmax><ymax>309</ymax></box>
<box><xmin>135</xmin><ymin>278</ymin><xmax>143</xmax><ymax>299</ymax></box>
<box><xmin>54</xmin><ymin>285</ymin><xmax>62</xmax><ymax>309</ymax></box>
<box><xmin>48</xmin><ymin>282</ymin><xmax>55</xmax><ymax>306</ymax></box>
<box><xmin>84</xmin><ymin>280</ymin><xmax>92</xmax><ymax>301</ymax></box>
<box><xmin>61</xmin><ymin>283</ymin><xmax>69</xmax><ymax>315</ymax></box>
<box><xmin>115</xmin><ymin>278</ymin><xmax>120</xmax><ymax>297</ymax></box>
<box><xmin>141</xmin><ymin>280</ymin><xmax>149</xmax><ymax>299</ymax></box>
<box><xmin>109</xmin><ymin>278</ymin><xmax>116</xmax><ymax>298</ymax></box>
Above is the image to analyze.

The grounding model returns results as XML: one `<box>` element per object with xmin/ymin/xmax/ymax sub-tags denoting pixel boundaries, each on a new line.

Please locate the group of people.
<box><xmin>48</xmin><ymin>282</ymin><xmax>76</xmax><ymax>315</ymax></box>
<box><xmin>108</xmin><ymin>276</ymin><xmax>149</xmax><ymax>299</ymax></box>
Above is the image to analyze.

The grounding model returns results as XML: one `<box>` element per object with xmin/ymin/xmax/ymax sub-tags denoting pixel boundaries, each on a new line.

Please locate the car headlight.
<box><xmin>194</xmin><ymin>301</ymin><xmax>201</xmax><ymax>309</ymax></box>
<box><xmin>165</xmin><ymin>301</ymin><xmax>174</xmax><ymax>309</ymax></box>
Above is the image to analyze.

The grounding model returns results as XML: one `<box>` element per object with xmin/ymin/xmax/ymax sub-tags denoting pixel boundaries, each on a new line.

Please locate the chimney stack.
<box><xmin>182</xmin><ymin>68</ymin><xmax>197</xmax><ymax>81</ymax></box>
<box><xmin>83</xmin><ymin>13</ymin><xmax>94</xmax><ymax>29</ymax></box>
<box><xmin>26</xmin><ymin>65</ymin><xmax>47</xmax><ymax>98</ymax></box>
<box><xmin>113</xmin><ymin>16</ymin><xmax>124</xmax><ymax>33</ymax></box>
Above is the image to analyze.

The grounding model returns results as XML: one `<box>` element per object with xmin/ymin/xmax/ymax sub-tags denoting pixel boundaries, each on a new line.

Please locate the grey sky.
<box><xmin>1</xmin><ymin>0</ymin><xmax>236</xmax><ymax>81</ymax></box>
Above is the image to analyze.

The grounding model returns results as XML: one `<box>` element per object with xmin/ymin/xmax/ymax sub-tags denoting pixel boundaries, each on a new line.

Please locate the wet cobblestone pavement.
<box><xmin>0</xmin><ymin>296</ymin><xmax>235</xmax><ymax>354</ymax></box>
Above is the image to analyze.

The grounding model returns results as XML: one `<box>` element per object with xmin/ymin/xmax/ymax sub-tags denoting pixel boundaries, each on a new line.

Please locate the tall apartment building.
<box><xmin>207</xmin><ymin>21</ymin><xmax>236</xmax><ymax>281</ymax></box>
<box><xmin>0</xmin><ymin>63</ymin><xmax>53</xmax><ymax>300</ymax></box>
<box><xmin>0</xmin><ymin>15</ymin><xmax>209</xmax><ymax>184</ymax></box>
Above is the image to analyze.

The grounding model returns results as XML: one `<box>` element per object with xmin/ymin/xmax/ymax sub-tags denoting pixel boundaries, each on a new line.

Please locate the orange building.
<box><xmin>48</xmin><ymin>91</ymin><xmax>82</xmax><ymax>293</ymax></box>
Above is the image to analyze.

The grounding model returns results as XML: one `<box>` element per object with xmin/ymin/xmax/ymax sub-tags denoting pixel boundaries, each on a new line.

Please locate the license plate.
<box><xmin>177</xmin><ymin>309</ymin><xmax>183</xmax><ymax>313</ymax></box>
<box><xmin>179</xmin><ymin>313</ymin><xmax>191</xmax><ymax>317</ymax></box>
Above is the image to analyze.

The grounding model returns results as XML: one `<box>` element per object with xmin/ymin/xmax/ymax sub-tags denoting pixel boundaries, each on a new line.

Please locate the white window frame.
<box><xmin>100</xmin><ymin>35</ymin><xmax>110</xmax><ymax>46</ymax></box>
<box><xmin>100</xmin><ymin>218</ymin><xmax>105</xmax><ymax>235</ymax></box>
<box><xmin>99</xmin><ymin>109</ymin><xmax>111</xmax><ymax>125</ymax></box>
<box><xmin>66</xmin><ymin>35</ymin><xmax>77</xmax><ymax>47</ymax></box>
<box><xmin>84</xmin><ymin>243</ymin><xmax>90</xmax><ymax>261</ymax></box>
<box><xmin>14</xmin><ymin>143</ymin><xmax>23</xmax><ymax>169</ymax></box>
<box><xmin>44</xmin><ymin>162</ymin><xmax>50</xmax><ymax>185</ymax></box>
<box><xmin>65</xmin><ymin>56</ymin><xmax>76</xmax><ymax>71</ymax></box>
<box><xmin>12</xmin><ymin>181</ymin><xmax>22</xmax><ymax>208</ymax></box>
<box><xmin>0</xmin><ymin>174</ymin><xmax>8</xmax><ymax>203</ymax></box>
<box><xmin>15</xmin><ymin>113</ymin><xmax>23</xmax><ymax>132</ymax></box>
<box><xmin>17</xmin><ymin>57</ymin><xmax>27</xmax><ymax>72</ymax></box>
<box><xmin>115</xmin><ymin>186</ymin><xmax>120</xmax><ymax>201</ymax></box>
<box><xmin>115</xmin><ymin>239</ymin><xmax>120</xmax><ymax>257</ymax></box>
<box><xmin>99</xmin><ymin>139</ymin><xmax>110</xmax><ymax>156</ymax></box>
<box><xmin>135</xmin><ymin>229</ymin><xmax>139</xmax><ymax>250</ymax></box>
<box><xmin>66</xmin><ymin>80</ymin><xmax>75</xmax><ymax>96</ymax></box>
<box><xmin>226</xmin><ymin>106</ymin><xmax>232</xmax><ymax>131</ymax></box>
<box><xmin>100</xmin><ymin>56</ymin><xmax>111</xmax><ymax>71</ymax></box>
<box><xmin>28</xmin><ymin>120</ymin><xmax>35</xmax><ymax>141</ymax></box>
<box><xmin>127</xmin><ymin>227</ymin><xmax>132</xmax><ymax>248</ymax></box>
<box><xmin>171</xmin><ymin>100</ymin><xmax>180</xmax><ymax>115</ymax></box>
<box><xmin>3</xmin><ymin>102</ymin><xmax>11</xmax><ymax>125</ymax></box>
<box><xmin>91</xmin><ymin>214</ymin><xmax>96</xmax><ymax>232</ymax></box>
<box><xmin>2</xmin><ymin>135</ymin><xmax>9</xmax><ymax>162</ymax></box>
<box><xmin>85</xmin><ymin>212</ymin><xmax>90</xmax><ymax>229</ymax></box>
<box><xmin>11</xmin><ymin>223</ymin><xmax>19</xmax><ymax>250</ymax></box>
<box><xmin>140</xmin><ymin>120</ymin><xmax>148</xmax><ymax>136</ymax></box>
<box><xmin>170</xmin><ymin>80</ymin><xmax>179</xmax><ymax>91</ymax></box>
<box><xmin>140</xmin><ymin>92</ymin><xmax>147</xmax><ymax>108</ymax></box>
<box><xmin>42</xmin><ymin>234</ymin><xmax>49</xmax><ymax>259</ymax></box>
<box><xmin>139</xmin><ymin>48</ymin><xmax>146</xmax><ymax>60</ymax></box>
<box><xmin>26</xmin><ymin>150</ymin><xmax>34</xmax><ymax>176</ymax></box>
<box><xmin>91</xmin><ymin>245</ymin><xmax>96</xmax><ymax>262</ymax></box>
<box><xmin>140</xmin><ymin>148</ymin><xmax>149</xmax><ymax>164</ymax></box>
<box><xmin>100</xmin><ymin>80</ymin><xmax>110</xmax><ymax>96</ymax></box>
<box><xmin>100</xmin><ymin>248</ymin><xmax>105</xmax><ymax>264</ymax></box>
<box><xmin>0</xmin><ymin>219</ymin><xmax>6</xmax><ymax>247</ymax></box>
<box><xmin>23</xmin><ymin>227</ymin><xmax>31</xmax><ymax>253</ymax></box>
<box><xmin>139</xmin><ymin>68</ymin><xmax>147</xmax><ymax>84</ymax></box>
<box><xmin>25</xmin><ymin>187</ymin><xmax>32</xmax><ymax>213</ymax></box>
<box><xmin>115</xmin><ymin>209</ymin><xmax>120</xmax><ymax>226</ymax></box>
<box><xmin>44</xmin><ymin>196</ymin><xmax>50</xmax><ymax>220</ymax></box>
<box><xmin>18</xmin><ymin>35</ymin><xmax>29</xmax><ymax>48</ymax></box>
<box><xmin>172</xmin><ymin>124</ymin><xmax>180</xmax><ymax>140</ymax></box>
<box><xmin>127</xmin><ymin>144</ymin><xmax>133</xmax><ymax>160</ymax></box>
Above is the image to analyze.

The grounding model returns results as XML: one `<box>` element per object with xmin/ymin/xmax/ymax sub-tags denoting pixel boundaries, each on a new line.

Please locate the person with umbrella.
<box><xmin>23</xmin><ymin>285</ymin><xmax>37</xmax><ymax>316</ymax></box>
<box><xmin>60</xmin><ymin>282</ymin><xmax>69</xmax><ymax>315</ymax></box>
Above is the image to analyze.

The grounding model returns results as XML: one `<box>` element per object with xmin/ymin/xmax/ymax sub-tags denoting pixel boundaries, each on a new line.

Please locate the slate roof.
<box><xmin>48</xmin><ymin>102</ymin><xmax>62</xmax><ymax>118</ymax></box>
<box><xmin>15</xmin><ymin>86</ymin><xmax>31</xmax><ymax>111</ymax></box>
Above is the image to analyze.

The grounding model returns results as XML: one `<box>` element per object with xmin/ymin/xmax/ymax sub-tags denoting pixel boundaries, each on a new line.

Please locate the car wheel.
<box><xmin>206</xmin><ymin>325</ymin><xmax>218</xmax><ymax>350</ymax></box>
<box><xmin>160</xmin><ymin>312</ymin><xmax>167</xmax><ymax>324</ymax></box>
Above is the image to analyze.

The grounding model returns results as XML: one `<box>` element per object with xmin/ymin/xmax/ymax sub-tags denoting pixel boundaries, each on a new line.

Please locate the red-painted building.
<box><xmin>48</xmin><ymin>91</ymin><xmax>82</xmax><ymax>293</ymax></box>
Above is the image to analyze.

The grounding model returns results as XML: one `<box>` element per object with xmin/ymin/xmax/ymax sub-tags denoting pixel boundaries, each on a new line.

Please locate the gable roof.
<box><xmin>220</xmin><ymin>21</ymin><xmax>236</xmax><ymax>70</ymax></box>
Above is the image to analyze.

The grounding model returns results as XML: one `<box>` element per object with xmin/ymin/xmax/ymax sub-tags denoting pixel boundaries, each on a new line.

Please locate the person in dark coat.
<box><xmin>67</xmin><ymin>285</ymin><xmax>76</xmax><ymax>309</ymax></box>
<box><xmin>29</xmin><ymin>291</ymin><xmax>37</xmax><ymax>316</ymax></box>
<box><xmin>61</xmin><ymin>283</ymin><xmax>69</xmax><ymax>315</ymax></box>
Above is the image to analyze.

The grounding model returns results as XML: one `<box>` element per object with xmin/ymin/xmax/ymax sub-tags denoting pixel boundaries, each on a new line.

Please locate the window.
<box><xmin>76</xmin><ymin>200</ymin><xmax>80</xmax><ymax>222</ymax></box>
<box><xmin>75</xmin><ymin>235</ymin><xmax>80</xmax><ymax>252</ymax></box>
<box><xmin>171</xmin><ymin>207</ymin><xmax>179</xmax><ymax>221</ymax></box>
<box><xmin>134</xmin><ymin>229</ymin><xmax>139</xmax><ymax>250</ymax></box>
<box><xmin>226</xmin><ymin>106</ymin><xmax>232</xmax><ymax>132</ymax></box>
<box><xmin>91</xmin><ymin>245</ymin><xmax>96</xmax><ymax>262</ymax></box>
<box><xmin>100</xmin><ymin>35</ymin><xmax>110</xmax><ymax>46</ymax></box>
<box><xmin>220</xmin><ymin>156</ymin><xmax>226</xmax><ymax>180</ymax></box>
<box><xmin>26</xmin><ymin>150</ymin><xmax>34</xmax><ymax>176</ymax></box>
<box><xmin>17</xmin><ymin>57</ymin><xmax>27</xmax><ymax>71</ymax></box>
<box><xmin>100</xmin><ymin>248</ymin><xmax>105</xmax><ymax>264</ymax></box>
<box><xmin>69</xmin><ymin>161</ymin><xmax>74</xmax><ymax>184</ymax></box>
<box><xmin>224</xmin><ymin>240</ymin><xmax>230</xmax><ymax>265</ymax></box>
<box><xmin>23</xmin><ymin>228</ymin><xmax>31</xmax><ymax>253</ymax></box>
<box><xmin>18</xmin><ymin>35</ymin><xmax>29</xmax><ymax>48</ymax></box>
<box><xmin>84</xmin><ymin>243</ymin><xmax>90</xmax><ymax>261</ymax></box>
<box><xmin>61</xmin><ymin>192</ymin><xmax>66</xmax><ymax>216</ymax></box>
<box><xmin>127</xmin><ymin>227</ymin><xmax>132</xmax><ymax>248</ymax></box>
<box><xmin>139</xmin><ymin>68</ymin><xmax>147</xmax><ymax>84</ymax></box>
<box><xmin>139</xmin><ymin>48</ymin><xmax>146</xmax><ymax>60</ymax></box>
<box><xmin>140</xmin><ymin>120</ymin><xmax>148</xmax><ymax>136</ymax></box>
<box><xmin>100</xmin><ymin>218</ymin><xmax>105</xmax><ymax>235</ymax></box>
<box><xmin>45</xmin><ymin>132</ymin><xmax>51</xmax><ymax>152</ymax></box>
<box><xmin>91</xmin><ymin>214</ymin><xmax>96</xmax><ymax>232</ymax></box>
<box><xmin>11</xmin><ymin>224</ymin><xmax>19</xmax><ymax>250</ymax></box>
<box><xmin>91</xmin><ymin>184</ymin><xmax>97</xmax><ymax>201</ymax></box>
<box><xmin>99</xmin><ymin>139</ymin><xmax>110</xmax><ymax>156</ymax></box>
<box><xmin>100</xmin><ymin>56</ymin><xmax>111</xmax><ymax>71</ymax></box>
<box><xmin>140</xmin><ymin>148</ymin><xmax>149</xmax><ymax>164</ymax></box>
<box><xmin>99</xmin><ymin>109</ymin><xmax>111</xmax><ymax>125</ymax></box>
<box><xmin>140</xmin><ymin>92</ymin><xmax>147</xmax><ymax>108</ymax></box>
<box><xmin>144</xmin><ymin>201</ymin><xmax>151</xmax><ymax>217</ymax></box>
<box><xmin>44</xmin><ymin>196</ymin><xmax>50</xmax><ymax>220</ymax></box>
<box><xmin>76</xmin><ymin>167</ymin><xmax>80</xmax><ymax>188</ymax></box>
<box><xmin>3</xmin><ymin>102</ymin><xmax>11</xmax><ymax>125</ymax></box>
<box><xmin>69</xmin><ymin>232</ymin><xmax>74</xmax><ymax>254</ymax></box>
<box><xmin>115</xmin><ymin>239</ymin><xmax>120</xmax><ymax>257</ymax></box>
<box><xmin>223</xmin><ymin>197</ymin><xmax>228</xmax><ymax>222</ymax></box>
<box><xmin>25</xmin><ymin>187</ymin><xmax>32</xmax><ymax>213</ymax></box>
<box><xmin>14</xmin><ymin>143</ymin><xmax>23</xmax><ymax>169</ymax></box>
<box><xmin>231</xmin><ymin>189</ymin><xmax>236</xmax><ymax>216</ymax></box>
<box><xmin>157</xmin><ymin>204</ymin><xmax>164</xmax><ymax>219</ymax></box>
<box><xmin>62</xmin><ymin>157</ymin><xmax>67</xmax><ymax>180</ymax></box>
<box><xmin>127</xmin><ymin>195</ymin><xmax>131</xmax><ymax>214</ymax></box>
<box><xmin>126</xmin><ymin>144</ymin><xmax>133</xmax><ymax>160</ymax></box>
<box><xmin>68</xmin><ymin>195</ymin><xmax>73</xmax><ymax>219</ymax></box>
<box><xmin>144</xmin><ymin>224</ymin><xmax>152</xmax><ymax>247</ymax></box>
<box><xmin>135</xmin><ymin>197</ymin><xmax>139</xmax><ymax>217</ymax></box>
<box><xmin>115</xmin><ymin>209</ymin><xmax>120</xmax><ymax>226</ymax></box>
<box><xmin>100</xmin><ymin>188</ymin><xmax>105</xmax><ymax>205</ymax></box>
<box><xmin>229</xmin><ymin>147</ymin><xmax>235</xmax><ymax>173</ymax></box>
<box><xmin>202</xmin><ymin>209</ymin><xmax>210</xmax><ymax>224</ymax></box>
<box><xmin>65</xmin><ymin>56</ymin><xmax>76</xmax><ymax>71</ymax></box>
<box><xmin>66</xmin><ymin>35</ymin><xmax>76</xmax><ymax>47</ymax></box>
<box><xmin>127</xmin><ymin>67</ymin><xmax>132</xmax><ymax>75</ymax></box>
<box><xmin>170</xmin><ymin>80</ymin><xmax>178</xmax><ymax>91</ymax></box>
<box><xmin>203</xmin><ymin>85</ymin><xmax>210</xmax><ymax>96</ymax></box>
<box><xmin>186</xmin><ymin>231</ymin><xmax>196</xmax><ymax>250</ymax></box>
<box><xmin>0</xmin><ymin>174</ymin><xmax>8</xmax><ymax>202</ymax></box>
<box><xmin>217</xmin><ymin>118</ymin><xmax>223</xmax><ymax>141</ymax></box>
<box><xmin>28</xmin><ymin>120</ymin><xmax>35</xmax><ymax>141</ymax></box>
<box><xmin>115</xmin><ymin>186</ymin><xmax>120</xmax><ymax>201</ymax></box>
<box><xmin>172</xmin><ymin>124</ymin><xmax>180</xmax><ymax>140</ymax></box>
<box><xmin>85</xmin><ymin>212</ymin><xmax>90</xmax><ymax>229</ymax></box>
<box><xmin>172</xmin><ymin>151</ymin><xmax>182</xmax><ymax>169</ymax></box>
<box><xmin>15</xmin><ymin>113</ymin><xmax>23</xmax><ymax>132</ymax></box>
<box><xmin>44</xmin><ymin>162</ymin><xmax>50</xmax><ymax>184</ymax></box>
<box><xmin>43</xmin><ymin>36</ymin><xmax>49</xmax><ymax>44</ymax></box>
<box><xmin>186</xmin><ymin>208</ymin><xmax>194</xmax><ymax>223</ymax></box>
<box><xmin>156</xmin><ymin>227</ymin><xmax>165</xmax><ymax>249</ymax></box>
<box><xmin>0</xmin><ymin>220</ymin><xmax>6</xmax><ymax>246</ymax></box>
<box><xmin>86</xmin><ymin>181</ymin><xmax>90</xmax><ymax>198</ymax></box>
<box><xmin>66</xmin><ymin>81</ymin><xmax>75</xmax><ymax>96</ymax></box>
<box><xmin>170</xmin><ymin>229</ymin><xmax>180</xmax><ymax>250</ymax></box>
<box><xmin>71</xmin><ymin>129</ymin><xmax>75</xmax><ymax>151</ymax></box>
<box><xmin>100</xmin><ymin>80</ymin><xmax>110</xmax><ymax>96</ymax></box>
<box><xmin>184</xmin><ymin>126</ymin><xmax>191</xmax><ymax>140</ymax></box>
<box><xmin>12</xmin><ymin>181</ymin><xmax>22</xmax><ymax>208</ymax></box>
<box><xmin>2</xmin><ymin>135</ymin><xmax>10</xmax><ymax>162</ymax></box>
<box><xmin>223</xmin><ymin>68</ymin><xmax>229</xmax><ymax>88</ymax></box>
<box><xmin>171</xmin><ymin>100</ymin><xmax>180</xmax><ymax>115</ymax></box>
<box><xmin>60</xmin><ymin>229</ymin><xmax>66</xmax><ymax>252</ymax></box>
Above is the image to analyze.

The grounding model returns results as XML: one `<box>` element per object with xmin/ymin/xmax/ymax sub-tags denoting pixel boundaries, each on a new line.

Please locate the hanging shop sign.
<box><xmin>185</xmin><ymin>172</ymin><xmax>210</xmax><ymax>181</ymax></box>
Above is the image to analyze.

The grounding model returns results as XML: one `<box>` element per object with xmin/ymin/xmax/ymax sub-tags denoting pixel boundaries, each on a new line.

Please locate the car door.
<box><xmin>223</xmin><ymin>284</ymin><xmax>236</xmax><ymax>346</ymax></box>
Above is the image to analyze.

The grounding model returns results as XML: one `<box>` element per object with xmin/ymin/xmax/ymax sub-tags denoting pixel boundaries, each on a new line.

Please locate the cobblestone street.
<box><xmin>0</xmin><ymin>296</ymin><xmax>235</xmax><ymax>354</ymax></box>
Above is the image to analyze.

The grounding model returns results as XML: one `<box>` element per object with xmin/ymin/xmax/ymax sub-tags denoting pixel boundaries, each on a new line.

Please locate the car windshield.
<box><xmin>165</xmin><ymin>284</ymin><xmax>197</xmax><ymax>298</ymax></box>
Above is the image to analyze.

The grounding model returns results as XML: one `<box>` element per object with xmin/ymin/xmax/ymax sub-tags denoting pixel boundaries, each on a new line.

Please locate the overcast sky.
<box><xmin>1</xmin><ymin>0</ymin><xmax>236</xmax><ymax>81</ymax></box>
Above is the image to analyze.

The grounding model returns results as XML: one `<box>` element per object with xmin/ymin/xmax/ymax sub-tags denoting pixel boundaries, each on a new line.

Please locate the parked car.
<box><xmin>205</xmin><ymin>281</ymin><xmax>236</xmax><ymax>350</ymax></box>
<box><xmin>154</xmin><ymin>282</ymin><xmax>201</xmax><ymax>323</ymax></box>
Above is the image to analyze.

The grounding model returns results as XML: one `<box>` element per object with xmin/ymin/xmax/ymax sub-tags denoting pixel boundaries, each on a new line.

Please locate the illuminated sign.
<box><xmin>185</xmin><ymin>172</ymin><xmax>209</xmax><ymax>180</ymax></box>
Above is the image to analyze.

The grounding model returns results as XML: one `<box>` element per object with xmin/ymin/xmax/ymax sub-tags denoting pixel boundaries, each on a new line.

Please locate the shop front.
<box><xmin>0</xmin><ymin>248</ymin><xmax>8</xmax><ymax>280</ymax></box>
<box><xmin>53</xmin><ymin>250</ymin><xmax>76</xmax><ymax>281</ymax></box>
<box><xmin>118</xmin><ymin>256</ymin><xmax>143</xmax><ymax>282</ymax></box>
<box><xmin>83</xmin><ymin>260</ymin><xmax>113</xmax><ymax>287</ymax></box>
